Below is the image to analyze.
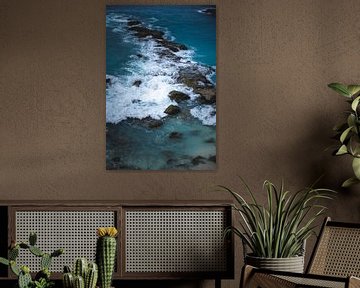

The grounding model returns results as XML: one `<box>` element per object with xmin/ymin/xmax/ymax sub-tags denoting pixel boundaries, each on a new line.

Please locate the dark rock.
<box><xmin>156</xmin><ymin>39</ymin><xmax>187</xmax><ymax>52</ymax></box>
<box><xmin>176</xmin><ymin>67</ymin><xmax>216</xmax><ymax>103</ymax></box>
<box><xmin>136</xmin><ymin>54</ymin><xmax>143</xmax><ymax>58</ymax></box>
<box><xmin>208</xmin><ymin>155</ymin><xmax>216</xmax><ymax>163</ymax></box>
<box><xmin>190</xmin><ymin>130</ymin><xmax>200</xmax><ymax>136</ymax></box>
<box><xmin>197</xmin><ymin>87</ymin><xmax>216</xmax><ymax>104</ymax></box>
<box><xmin>129</xmin><ymin>26</ymin><xmax>164</xmax><ymax>39</ymax></box>
<box><xmin>192</xmin><ymin>156</ymin><xmax>206</xmax><ymax>165</ymax></box>
<box><xmin>131</xmin><ymin>99</ymin><xmax>141</xmax><ymax>104</ymax></box>
<box><xmin>106</xmin><ymin>78</ymin><xmax>112</xmax><ymax>86</ymax></box>
<box><xmin>169</xmin><ymin>132</ymin><xmax>182</xmax><ymax>139</ymax></box>
<box><xmin>168</xmin><ymin>91</ymin><xmax>190</xmax><ymax>103</ymax></box>
<box><xmin>133</xmin><ymin>80</ymin><xmax>142</xmax><ymax>87</ymax></box>
<box><xmin>148</xmin><ymin>119</ymin><xmax>163</xmax><ymax>128</ymax></box>
<box><xmin>128</xmin><ymin>20</ymin><xmax>141</xmax><ymax>27</ymax></box>
<box><xmin>140</xmin><ymin>116</ymin><xmax>163</xmax><ymax>128</ymax></box>
<box><xmin>202</xmin><ymin>8</ymin><xmax>216</xmax><ymax>16</ymax></box>
<box><xmin>112</xmin><ymin>157</ymin><xmax>121</xmax><ymax>163</ymax></box>
<box><xmin>164</xmin><ymin>105</ymin><xmax>181</xmax><ymax>115</ymax></box>
<box><xmin>158</xmin><ymin>50</ymin><xmax>180</xmax><ymax>61</ymax></box>
<box><xmin>205</xmin><ymin>138</ymin><xmax>215</xmax><ymax>143</ymax></box>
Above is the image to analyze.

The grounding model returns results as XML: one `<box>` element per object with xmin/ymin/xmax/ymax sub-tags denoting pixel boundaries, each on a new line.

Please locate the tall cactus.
<box><xmin>96</xmin><ymin>227</ymin><xmax>118</xmax><ymax>288</ymax></box>
<box><xmin>74</xmin><ymin>275</ymin><xmax>85</xmax><ymax>288</ymax></box>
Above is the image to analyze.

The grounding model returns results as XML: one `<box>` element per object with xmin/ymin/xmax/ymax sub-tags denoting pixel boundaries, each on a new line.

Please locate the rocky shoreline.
<box><xmin>106</xmin><ymin>17</ymin><xmax>216</xmax><ymax>170</ymax></box>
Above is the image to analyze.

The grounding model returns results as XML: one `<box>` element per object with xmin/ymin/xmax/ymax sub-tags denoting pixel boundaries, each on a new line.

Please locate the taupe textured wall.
<box><xmin>1</xmin><ymin>0</ymin><xmax>360</xmax><ymax>287</ymax></box>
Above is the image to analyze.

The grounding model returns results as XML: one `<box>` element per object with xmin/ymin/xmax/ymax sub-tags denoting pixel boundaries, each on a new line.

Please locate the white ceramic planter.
<box><xmin>245</xmin><ymin>254</ymin><xmax>305</xmax><ymax>273</ymax></box>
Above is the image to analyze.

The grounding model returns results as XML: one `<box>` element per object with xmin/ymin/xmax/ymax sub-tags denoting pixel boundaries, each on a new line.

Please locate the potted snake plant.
<box><xmin>219</xmin><ymin>178</ymin><xmax>334</xmax><ymax>273</ymax></box>
<box><xmin>328</xmin><ymin>83</ymin><xmax>360</xmax><ymax>187</ymax></box>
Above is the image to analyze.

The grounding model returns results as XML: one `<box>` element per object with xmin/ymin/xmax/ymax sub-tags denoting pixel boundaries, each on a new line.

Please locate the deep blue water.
<box><xmin>106</xmin><ymin>5</ymin><xmax>216</xmax><ymax>170</ymax></box>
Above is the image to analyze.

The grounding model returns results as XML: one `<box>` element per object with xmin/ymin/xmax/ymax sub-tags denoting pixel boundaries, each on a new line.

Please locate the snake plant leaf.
<box><xmin>347</xmin><ymin>85</ymin><xmax>360</xmax><ymax>97</ymax></box>
<box><xmin>342</xmin><ymin>177</ymin><xmax>360</xmax><ymax>188</ymax></box>
<box><xmin>351</xmin><ymin>96</ymin><xmax>360</xmax><ymax>111</ymax></box>
<box><xmin>328</xmin><ymin>83</ymin><xmax>351</xmax><ymax>97</ymax></box>
<box><xmin>352</xmin><ymin>157</ymin><xmax>360</xmax><ymax>179</ymax></box>
<box><xmin>336</xmin><ymin>144</ymin><xmax>348</xmax><ymax>155</ymax></box>
<box><xmin>340</xmin><ymin>126</ymin><xmax>353</xmax><ymax>143</ymax></box>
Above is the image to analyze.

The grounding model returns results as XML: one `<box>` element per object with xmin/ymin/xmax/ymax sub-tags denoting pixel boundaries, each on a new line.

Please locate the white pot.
<box><xmin>245</xmin><ymin>254</ymin><xmax>305</xmax><ymax>273</ymax></box>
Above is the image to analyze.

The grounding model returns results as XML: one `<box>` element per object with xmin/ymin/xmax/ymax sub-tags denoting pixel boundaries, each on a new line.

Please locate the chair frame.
<box><xmin>241</xmin><ymin>217</ymin><xmax>360</xmax><ymax>288</ymax></box>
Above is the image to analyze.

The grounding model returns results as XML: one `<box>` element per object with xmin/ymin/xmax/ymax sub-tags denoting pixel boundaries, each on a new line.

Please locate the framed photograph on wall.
<box><xmin>106</xmin><ymin>5</ymin><xmax>216</xmax><ymax>170</ymax></box>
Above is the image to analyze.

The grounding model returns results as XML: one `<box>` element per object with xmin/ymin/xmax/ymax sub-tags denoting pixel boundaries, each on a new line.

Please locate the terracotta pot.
<box><xmin>245</xmin><ymin>254</ymin><xmax>304</xmax><ymax>273</ymax></box>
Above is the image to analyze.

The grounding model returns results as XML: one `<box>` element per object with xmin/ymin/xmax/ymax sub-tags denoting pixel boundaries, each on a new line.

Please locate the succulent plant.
<box><xmin>0</xmin><ymin>232</ymin><xmax>63</xmax><ymax>288</ymax></box>
<box><xmin>62</xmin><ymin>259</ymin><xmax>98</xmax><ymax>288</ymax></box>
<box><xmin>96</xmin><ymin>227</ymin><xmax>118</xmax><ymax>288</ymax></box>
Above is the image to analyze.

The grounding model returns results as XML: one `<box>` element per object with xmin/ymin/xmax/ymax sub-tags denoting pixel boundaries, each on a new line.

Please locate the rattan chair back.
<box><xmin>307</xmin><ymin>217</ymin><xmax>360</xmax><ymax>278</ymax></box>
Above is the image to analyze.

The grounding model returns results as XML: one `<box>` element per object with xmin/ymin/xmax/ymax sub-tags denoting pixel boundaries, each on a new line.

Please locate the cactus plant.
<box><xmin>96</xmin><ymin>227</ymin><xmax>118</xmax><ymax>288</ymax></box>
<box><xmin>74</xmin><ymin>258</ymin><xmax>88</xmax><ymax>279</ymax></box>
<box><xmin>85</xmin><ymin>262</ymin><xmax>98</xmax><ymax>288</ymax></box>
<box><xmin>62</xmin><ymin>259</ymin><xmax>98</xmax><ymax>288</ymax></box>
<box><xmin>74</xmin><ymin>275</ymin><xmax>85</xmax><ymax>288</ymax></box>
<box><xmin>0</xmin><ymin>232</ymin><xmax>63</xmax><ymax>288</ymax></box>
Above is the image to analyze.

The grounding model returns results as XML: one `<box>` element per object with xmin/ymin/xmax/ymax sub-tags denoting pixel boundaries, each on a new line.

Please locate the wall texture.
<box><xmin>1</xmin><ymin>0</ymin><xmax>360</xmax><ymax>287</ymax></box>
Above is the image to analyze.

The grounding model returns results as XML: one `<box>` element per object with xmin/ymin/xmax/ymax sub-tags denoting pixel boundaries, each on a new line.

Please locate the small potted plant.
<box><xmin>219</xmin><ymin>178</ymin><xmax>334</xmax><ymax>273</ymax></box>
<box><xmin>328</xmin><ymin>82</ymin><xmax>360</xmax><ymax>187</ymax></box>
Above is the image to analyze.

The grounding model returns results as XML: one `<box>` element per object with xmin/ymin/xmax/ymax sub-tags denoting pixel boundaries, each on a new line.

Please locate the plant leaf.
<box><xmin>342</xmin><ymin>177</ymin><xmax>360</xmax><ymax>188</ymax></box>
<box><xmin>347</xmin><ymin>85</ymin><xmax>360</xmax><ymax>97</ymax></box>
<box><xmin>328</xmin><ymin>83</ymin><xmax>351</xmax><ymax>97</ymax></box>
<box><xmin>351</xmin><ymin>96</ymin><xmax>360</xmax><ymax>111</ymax></box>
<box><xmin>336</xmin><ymin>145</ymin><xmax>348</xmax><ymax>155</ymax></box>
<box><xmin>352</xmin><ymin>157</ymin><xmax>360</xmax><ymax>179</ymax></box>
<box><xmin>340</xmin><ymin>126</ymin><xmax>353</xmax><ymax>143</ymax></box>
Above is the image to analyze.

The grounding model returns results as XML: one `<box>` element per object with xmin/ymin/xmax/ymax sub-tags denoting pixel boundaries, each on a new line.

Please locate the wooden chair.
<box><xmin>241</xmin><ymin>217</ymin><xmax>360</xmax><ymax>288</ymax></box>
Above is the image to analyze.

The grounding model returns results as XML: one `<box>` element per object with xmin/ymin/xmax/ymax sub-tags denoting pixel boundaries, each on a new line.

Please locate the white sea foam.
<box><xmin>190</xmin><ymin>105</ymin><xmax>216</xmax><ymax>126</ymax></box>
<box><xmin>106</xmin><ymin>15</ymin><xmax>216</xmax><ymax>126</ymax></box>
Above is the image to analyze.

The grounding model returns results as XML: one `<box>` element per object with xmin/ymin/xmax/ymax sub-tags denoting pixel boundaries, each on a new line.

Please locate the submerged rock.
<box><xmin>192</xmin><ymin>156</ymin><xmax>206</xmax><ymax>165</ymax></box>
<box><xmin>164</xmin><ymin>105</ymin><xmax>181</xmax><ymax>115</ymax></box>
<box><xmin>106</xmin><ymin>78</ymin><xmax>112</xmax><ymax>86</ymax></box>
<box><xmin>128</xmin><ymin>20</ymin><xmax>142</xmax><ymax>27</ymax></box>
<box><xmin>140</xmin><ymin>116</ymin><xmax>163</xmax><ymax>128</ymax></box>
<box><xmin>208</xmin><ymin>155</ymin><xmax>216</xmax><ymax>162</ymax></box>
<box><xmin>169</xmin><ymin>132</ymin><xmax>182</xmax><ymax>139</ymax></box>
<box><xmin>132</xmin><ymin>80</ymin><xmax>142</xmax><ymax>87</ymax></box>
<box><xmin>168</xmin><ymin>91</ymin><xmax>190</xmax><ymax>103</ymax></box>
<box><xmin>205</xmin><ymin>138</ymin><xmax>215</xmax><ymax>143</ymax></box>
<box><xmin>202</xmin><ymin>8</ymin><xmax>216</xmax><ymax>16</ymax></box>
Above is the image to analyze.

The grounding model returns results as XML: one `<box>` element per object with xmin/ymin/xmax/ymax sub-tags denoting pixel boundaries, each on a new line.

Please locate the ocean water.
<box><xmin>106</xmin><ymin>5</ymin><xmax>216</xmax><ymax>170</ymax></box>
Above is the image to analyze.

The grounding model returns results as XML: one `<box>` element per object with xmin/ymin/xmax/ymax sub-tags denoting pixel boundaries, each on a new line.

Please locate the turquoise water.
<box><xmin>106</xmin><ymin>5</ymin><xmax>216</xmax><ymax>170</ymax></box>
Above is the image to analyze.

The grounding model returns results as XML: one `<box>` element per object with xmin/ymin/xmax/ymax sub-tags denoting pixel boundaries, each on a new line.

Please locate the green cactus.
<box><xmin>9</xmin><ymin>246</ymin><xmax>19</xmax><ymax>260</ymax></box>
<box><xmin>63</xmin><ymin>271</ymin><xmax>74</xmax><ymax>288</ymax></box>
<box><xmin>74</xmin><ymin>275</ymin><xmax>85</xmax><ymax>288</ymax></box>
<box><xmin>0</xmin><ymin>232</ymin><xmax>63</xmax><ymax>288</ymax></box>
<box><xmin>74</xmin><ymin>258</ymin><xmax>88</xmax><ymax>279</ymax></box>
<box><xmin>29</xmin><ymin>245</ymin><xmax>44</xmax><ymax>257</ymax></box>
<box><xmin>0</xmin><ymin>257</ymin><xmax>9</xmax><ymax>266</ymax></box>
<box><xmin>63</xmin><ymin>259</ymin><xmax>98</xmax><ymax>288</ymax></box>
<box><xmin>96</xmin><ymin>228</ymin><xmax>117</xmax><ymax>288</ymax></box>
<box><xmin>85</xmin><ymin>263</ymin><xmax>98</xmax><ymax>288</ymax></box>
<box><xmin>29</xmin><ymin>232</ymin><xmax>37</xmax><ymax>246</ymax></box>
<box><xmin>41</xmin><ymin>253</ymin><xmax>52</xmax><ymax>270</ymax></box>
<box><xmin>10</xmin><ymin>260</ymin><xmax>20</xmax><ymax>276</ymax></box>
<box><xmin>18</xmin><ymin>269</ymin><xmax>32</xmax><ymax>288</ymax></box>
